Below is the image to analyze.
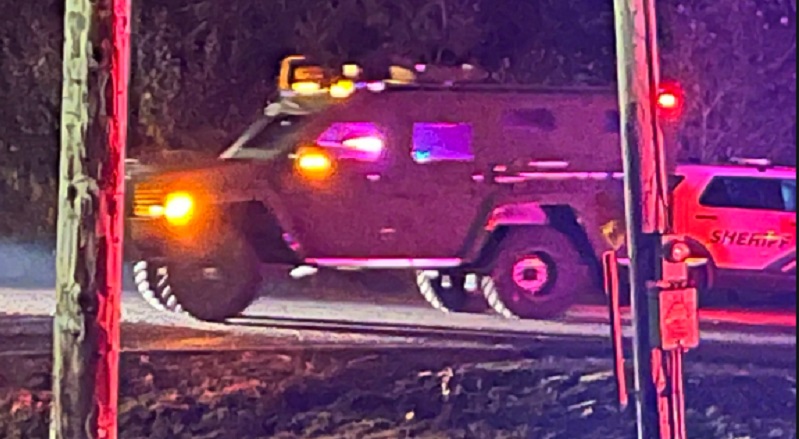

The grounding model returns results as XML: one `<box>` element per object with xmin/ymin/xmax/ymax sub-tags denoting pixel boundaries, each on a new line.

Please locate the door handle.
<box><xmin>695</xmin><ymin>214</ymin><xmax>718</xmax><ymax>220</ymax></box>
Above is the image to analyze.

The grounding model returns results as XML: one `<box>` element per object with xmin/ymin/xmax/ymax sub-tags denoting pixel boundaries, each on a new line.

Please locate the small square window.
<box><xmin>502</xmin><ymin>108</ymin><xmax>557</xmax><ymax>132</ymax></box>
<box><xmin>605</xmin><ymin>110</ymin><xmax>621</xmax><ymax>134</ymax></box>
<box><xmin>412</xmin><ymin>123</ymin><xmax>475</xmax><ymax>163</ymax></box>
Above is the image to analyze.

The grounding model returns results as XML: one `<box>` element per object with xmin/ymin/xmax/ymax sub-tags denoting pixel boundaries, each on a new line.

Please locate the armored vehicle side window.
<box><xmin>411</xmin><ymin>122</ymin><xmax>475</xmax><ymax>164</ymax></box>
<box><xmin>316</xmin><ymin>122</ymin><xmax>386</xmax><ymax>162</ymax></box>
<box><xmin>700</xmin><ymin>176</ymin><xmax>797</xmax><ymax>212</ymax></box>
<box><xmin>605</xmin><ymin>110</ymin><xmax>621</xmax><ymax>134</ymax></box>
<box><xmin>502</xmin><ymin>108</ymin><xmax>557</xmax><ymax>132</ymax></box>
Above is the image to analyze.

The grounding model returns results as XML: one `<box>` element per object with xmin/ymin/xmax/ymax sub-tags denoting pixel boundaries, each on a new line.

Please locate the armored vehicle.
<box><xmin>128</xmin><ymin>56</ymin><xmax>682</xmax><ymax>322</ymax></box>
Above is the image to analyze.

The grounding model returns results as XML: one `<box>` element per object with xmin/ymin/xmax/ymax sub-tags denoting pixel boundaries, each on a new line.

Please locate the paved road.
<box><xmin>1</xmin><ymin>281</ymin><xmax>795</xmax><ymax>361</ymax></box>
<box><xmin>1</xmin><ymin>244</ymin><xmax>795</xmax><ymax>362</ymax></box>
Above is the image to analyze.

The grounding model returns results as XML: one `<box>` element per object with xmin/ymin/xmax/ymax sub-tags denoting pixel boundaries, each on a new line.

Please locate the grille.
<box><xmin>132</xmin><ymin>183</ymin><xmax>164</xmax><ymax>217</ymax></box>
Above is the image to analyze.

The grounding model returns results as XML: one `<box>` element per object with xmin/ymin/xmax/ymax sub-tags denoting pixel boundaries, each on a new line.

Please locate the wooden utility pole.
<box><xmin>52</xmin><ymin>0</ymin><xmax>131</xmax><ymax>438</ymax></box>
<box><xmin>612</xmin><ymin>0</ymin><xmax>669</xmax><ymax>438</ymax></box>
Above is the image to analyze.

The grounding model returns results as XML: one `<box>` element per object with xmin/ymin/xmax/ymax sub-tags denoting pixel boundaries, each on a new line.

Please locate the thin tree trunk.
<box><xmin>51</xmin><ymin>0</ymin><xmax>131</xmax><ymax>438</ymax></box>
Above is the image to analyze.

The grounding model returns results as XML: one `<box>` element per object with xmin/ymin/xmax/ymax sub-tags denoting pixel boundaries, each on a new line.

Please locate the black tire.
<box><xmin>483</xmin><ymin>228</ymin><xmax>584</xmax><ymax>319</ymax></box>
<box><xmin>166</xmin><ymin>228</ymin><xmax>262</xmax><ymax>322</ymax></box>
<box><xmin>416</xmin><ymin>271</ymin><xmax>490</xmax><ymax>314</ymax></box>
<box><xmin>133</xmin><ymin>227</ymin><xmax>262</xmax><ymax>322</ymax></box>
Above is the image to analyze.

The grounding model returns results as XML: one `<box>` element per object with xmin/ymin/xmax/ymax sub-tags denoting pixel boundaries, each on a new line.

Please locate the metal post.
<box><xmin>612</xmin><ymin>0</ymin><xmax>669</xmax><ymax>437</ymax></box>
<box><xmin>51</xmin><ymin>0</ymin><xmax>131</xmax><ymax>437</ymax></box>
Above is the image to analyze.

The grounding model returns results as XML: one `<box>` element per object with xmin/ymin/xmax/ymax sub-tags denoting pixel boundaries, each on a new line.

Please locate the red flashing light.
<box><xmin>658</xmin><ymin>93</ymin><xmax>679</xmax><ymax>110</ymax></box>
<box><xmin>657</xmin><ymin>81</ymin><xmax>684</xmax><ymax>121</ymax></box>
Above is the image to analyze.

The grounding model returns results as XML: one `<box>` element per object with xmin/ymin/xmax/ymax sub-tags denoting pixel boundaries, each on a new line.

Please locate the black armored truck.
<box><xmin>128</xmin><ymin>56</ymin><xmax>681</xmax><ymax>322</ymax></box>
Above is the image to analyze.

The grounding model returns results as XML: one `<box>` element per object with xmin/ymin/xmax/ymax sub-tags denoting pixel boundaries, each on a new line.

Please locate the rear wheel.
<box><xmin>416</xmin><ymin>271</ymin><xmax>490</xmax><ymax>314</ymax></box>
<box><xmin>133</xmin><ymin>227</ymin><xmax>262</xmax><ymax>322</ymax></box>
<box><xmin>483</xmin><ymin>228</ymin><xmax>584</xmax><ymax>319</ymax></box>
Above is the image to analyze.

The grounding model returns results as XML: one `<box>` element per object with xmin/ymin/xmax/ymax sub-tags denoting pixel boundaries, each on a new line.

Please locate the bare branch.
<box><xmin>762</xmin><ymin>42</ymin><xmax>797</xmax><ymax>74</ymax></box>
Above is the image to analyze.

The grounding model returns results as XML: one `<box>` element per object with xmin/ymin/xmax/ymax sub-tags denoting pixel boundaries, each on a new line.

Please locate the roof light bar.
<box><xmin>730</xmin><ymin>157</ymin><xmax>773</xmax><ymax>168</ymax></box>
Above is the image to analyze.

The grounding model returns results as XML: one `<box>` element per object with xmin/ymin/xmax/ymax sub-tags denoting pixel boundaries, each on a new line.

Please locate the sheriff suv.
<box><xmin>671</xmin><ymin>159</ymin><xmax>796</xmax><ymax>296</ymax></box>
<box><xmin>128</xmin><ymin>56</ymin><xmax>682</xmax><ymax>322</ymax></box>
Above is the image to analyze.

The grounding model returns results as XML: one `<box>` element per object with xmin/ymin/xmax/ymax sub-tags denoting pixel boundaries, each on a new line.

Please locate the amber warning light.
<box><xmin>138</xmin><ymin>191</ymin><xmax>196</xmax><ymax>226</ymax></box>
<box><xmin>295</xmin><ymin>147</ymin><xmax>334</xmax><ymax>180</ymax></box>
<box><xmin>162</xmin><ymin>192</ymin><xmax>195</xmax><ymax>226</ymax></box>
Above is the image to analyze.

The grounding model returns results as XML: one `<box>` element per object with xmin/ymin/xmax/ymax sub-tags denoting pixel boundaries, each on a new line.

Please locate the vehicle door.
<box><xmin>278</xmin><ymin>107</ymin><xmax>408</xmax><ymax>259</ymax></box>
<box><xmin>370</xmin><ymin>94</ymin><xmax>495</xmax><ymax>259</ymax></box>
<box><xmin>691</xmin><ymin>175</ymin><xmax>797</xmax><ymax>271</ymax></box>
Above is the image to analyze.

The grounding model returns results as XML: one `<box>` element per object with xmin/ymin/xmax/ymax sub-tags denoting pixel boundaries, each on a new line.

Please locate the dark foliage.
<box><xmin>0</xmin><ymin>351</ymin><xmax>796</xmax><ymax>438</ymax></box>
<box><xmin>0</xmin><ymin>0</ymin><xmax>795</xmax><ymax>239</ymax></box>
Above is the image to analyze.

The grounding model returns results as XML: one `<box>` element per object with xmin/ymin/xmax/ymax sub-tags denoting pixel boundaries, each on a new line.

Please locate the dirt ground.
<box><xmin>1</xmin><ymin>347</ymin><xmax>795</xmax><ymax>439</ymax></box>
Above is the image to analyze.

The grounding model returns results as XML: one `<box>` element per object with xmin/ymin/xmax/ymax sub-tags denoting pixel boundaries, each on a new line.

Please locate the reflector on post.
<box><xmin>659</xmin><ymin>288</ymin><xmax>700</xmax><ymax>351</ymax></box>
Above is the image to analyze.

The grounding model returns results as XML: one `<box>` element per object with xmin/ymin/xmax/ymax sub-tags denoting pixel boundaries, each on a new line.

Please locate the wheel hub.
<box><xmin>202</xmin><ymin>266</ymin><xmax>223</xmax><ymax>281</ymax></box>
<box><xmin>512</xmin><ymin>255</ymin><xmax>550</xmax><ymax>296</ymax></box>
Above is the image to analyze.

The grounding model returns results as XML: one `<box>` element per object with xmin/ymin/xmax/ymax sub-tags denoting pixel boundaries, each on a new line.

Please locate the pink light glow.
<box><xmin>306</xmin><ymin>258</ymin><xmax>463</xmax><ymax>269</ymax></box>
<box><xmin>342</xmin><ymin>136</ymin><xmax>384</xmax><ymax>153</ymax></box>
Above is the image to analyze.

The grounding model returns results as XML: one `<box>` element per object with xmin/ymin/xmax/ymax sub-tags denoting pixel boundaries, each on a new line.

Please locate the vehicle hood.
<box><xmin>128</xmin><ymin>157</ymin><xmax>285</xmax><ymax>201</ymax></box>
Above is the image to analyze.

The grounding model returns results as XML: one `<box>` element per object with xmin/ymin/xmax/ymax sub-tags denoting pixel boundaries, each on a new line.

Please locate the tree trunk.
<box><xmin>51</xmin><ymin>0</ymin><xmax>131</xmax><ymax>438</ymax></box>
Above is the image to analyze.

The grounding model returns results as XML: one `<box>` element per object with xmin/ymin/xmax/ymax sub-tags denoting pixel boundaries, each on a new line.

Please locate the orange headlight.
<box><xmin>163</xmin><ymin>192</ymin><xmax>195</xmax><ymax>226</ymax></box>
<box><xmin>295</xmin><ymin>147</ymin><xmax>334</xmax><ymax>180</ymax></box>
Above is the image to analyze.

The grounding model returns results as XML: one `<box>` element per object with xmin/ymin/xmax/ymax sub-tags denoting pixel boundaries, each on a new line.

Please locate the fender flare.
<box><xmin>485</xmin><ymin>202</ymin><xmax>549</xmax><ymax>231</ymax></box>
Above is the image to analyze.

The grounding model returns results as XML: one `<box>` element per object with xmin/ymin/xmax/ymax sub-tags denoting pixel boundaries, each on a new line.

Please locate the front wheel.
<box><xmin>134</xmin><ymin>228</ymin><xmax>262</xmax><ymax>322</ymax></box>
<box><xmin>483</xmin><ymin>228</ymin><xmax>584</xmax><ymax>320</ymax></box>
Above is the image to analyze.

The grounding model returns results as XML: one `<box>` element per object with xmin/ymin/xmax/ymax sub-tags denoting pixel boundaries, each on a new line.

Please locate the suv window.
<box><xmin>669</xmin><ymin>175</ymin><xmax>686</xmax><ymax>191</ymax></box>
<box><xmin>699</xmin><ymin>176</ymin><xmax>797</xmax><ymax>213</ymax></box>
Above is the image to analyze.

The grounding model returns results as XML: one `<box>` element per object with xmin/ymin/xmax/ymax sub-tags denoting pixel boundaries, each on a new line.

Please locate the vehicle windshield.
<box><xmin>221</xmin><ymin>113</ymin><xmax>313</xmax><ymax>160</ymax></box>
<box><xmin>243</xmin><ymin>114</ymin><xmax>310</xmax><ymax>150</ymax></box>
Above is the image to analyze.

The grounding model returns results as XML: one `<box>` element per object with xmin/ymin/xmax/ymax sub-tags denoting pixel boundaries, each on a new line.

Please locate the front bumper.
<box><xmin>127</xmin><ymin>218</ymin><xmax>171</xmax><ymax>259</ymax></box>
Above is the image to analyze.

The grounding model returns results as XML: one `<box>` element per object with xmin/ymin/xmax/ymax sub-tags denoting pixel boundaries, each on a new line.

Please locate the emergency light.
<box><xmin>277</xmin><ymin>55</ymin><xmax>486</xmax><ymax>100</ymax></box>
<box><xmin>657</xmin><ymin>81</ymin><xmax>685</xmax><ymax>121</ymax></box>
<box><xmin>295</xmin><ymin>147</ymin><xmax>334</xmax><ymax>180</ymax></box>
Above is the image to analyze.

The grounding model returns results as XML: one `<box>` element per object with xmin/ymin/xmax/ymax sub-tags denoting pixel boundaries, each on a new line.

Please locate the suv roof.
<box><xmin>676</xmin><ymin>163</ymin><xmax>797</xmax><ymax>179</ymax></box>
